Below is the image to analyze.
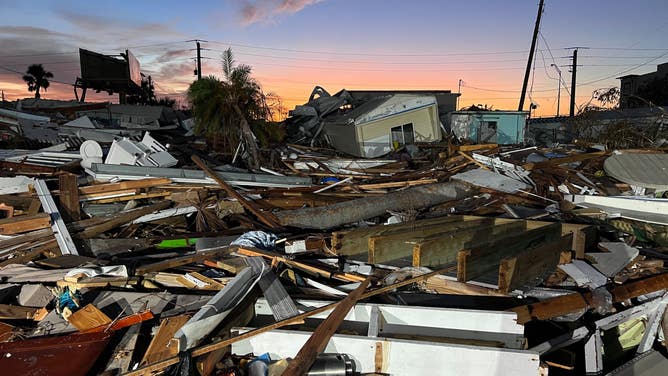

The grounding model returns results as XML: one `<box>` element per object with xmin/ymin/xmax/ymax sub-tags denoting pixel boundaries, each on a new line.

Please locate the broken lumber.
<box><xmin>141</xmin><ymin>314</ymin><xmax>191</xmax><ymax>366</ymax></box>
<box><xmin>498</xmin><ymin>234</ymin><xmax>573</xmax><ymax>293</ymax></box>
<box><xmin>276</xmin><ymin>181</ymin><xmax>476</xmax><ymax>230</ymax></box>
<box><xmin>123</xmin><ymin>266</ymin><xmax>455</xmax><ymax>376</ymax></box>
<box><xmin>511</xmin><ymin>273</ymin><xmax>668</xmax><ymax>324</ymax></box>
<box><xmin>67</xmin><ymin>304</ymin><xmax>112</xmax><ymax>331</ymax></box>
<box><xmin>368</xmin><ymin>218</ymin><xmax>507</xmax><ymax>264</ymax></box>
<box><xmin>411</xmin><ymin>221</ymin><xmax>527</xmax><ymax>267</ymax></box>
<box><xmin>58</xmin><ymin>173</ymin><xmax>80</xmax><ymax>222</ymax></box>
<box><xmin>457</xmin><ymin>222</ymin><xmax>562</xmax><ymax>282</ymax></box>
<box><xmin>0</xmin><ymin>213</ymin><xmax>51</xmax><ymax>235</ymax></box>
<box><xmin>74</xmin><ymin>201</ymin><xmax>171</xmax><ymax>239</ymax></box>
<box><xmin>78</xmin><ymin>178</ymin><xmax>172</xmax><ymax>195</ymax></box>
<box><xmin>282</xmin><ymin>277</ymin><xmax>372</xmax><ymax>375</ymax></box>
<box><xmin>191</xmin><ymin>155</ymin><xmax>281</xmax><ymax>229</ymax></box>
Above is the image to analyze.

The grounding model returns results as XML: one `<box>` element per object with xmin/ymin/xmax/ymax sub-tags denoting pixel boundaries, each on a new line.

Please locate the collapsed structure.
<box><xmin>0</xmin><ymin>90</ymin><xmax>666</xmax><ymax>376</ymax></box>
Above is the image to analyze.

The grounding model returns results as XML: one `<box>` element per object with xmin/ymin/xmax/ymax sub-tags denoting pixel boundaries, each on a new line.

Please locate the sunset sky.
<box><xmin>1</xmin><ymin>0</ymin><xmax>667</xmax><ymax>117</ymax></box>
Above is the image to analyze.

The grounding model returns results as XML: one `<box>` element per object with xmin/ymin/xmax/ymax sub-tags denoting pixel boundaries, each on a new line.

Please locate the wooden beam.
<box><xmin>498</xmin><ymin>234</ymin><xmax>573</xmax><ymax>293</ymax></box>
<box><xmin>134</xmin><ymin>246</ymin><xmax>232</xmax><ymax>275</ymax></box>
<box><xmin>81</xmin><ymin>310</ymin><xmax>154</xmax><ymax>334</ymax></box>
<box><xmin>87</xmin><ymin>191</ymin><xmax>171</xmax><ymax>204</ymax></box>
<box><xmin>74</xmin><ymin>201</ymin><xmax>171</xmax><ymax>239</ymax></box>
<box><xmin>457</xmin><ymin>222</ymin><xmax>562</xmax><ymax>282</ymax></box>
<box><xmin>374</xmin><ymin>219</ymin><xmax>525</xmax><ymax>265</ymax></box>
<box><xmin>421</xmin><ymin>275</ymin><xmax>507</xmax><ymax>296</ymax></box>
<box><xmin>79</xmin><ymin>178</ymin><xmax>172</xmax><ymax>195</ymax></box>
<box><xmin>0</xmin><ymin>213</ymin><xmax>51</xmax><ymax>235</ymax></box>
<box><xmin>368</xmin><ymin>218</ymin><xmax>496</xmax><ymax>264</ymax></box>
<box><xmin>58</xmin><ymin>173</ymin><xmax>80</xmax><ymax>222</ymax></box>
<box><xmin>67</xmin><ymin>304</ymin><xmax>112</xmax><ymax>331</ymax></box>
<box><xmin>510</xmin><ymin>273</ymin><xmax>668</xmax><ymax>324</ymax></box>
<box><xmin>0</xmin><ymin>304</ymin><xmax>47</xmax><ymax>320</ymax></box>
<box><xmin>141</xmin><ymin>314</ymin><xmax>191</xmax><ymax>366</ymax></box>
<box><xmin>282</xmin><ymin>277</ymin><xmax>372</xmax><ymax>375</ymax></box>
<box><xmin>123</xmin><ymin>266</ymin><xmax>456</xmax><ymax>376</ymax></box>
<box><xmin>457</xmin><ymin>151</ymin><xmax>490</xmax><ymax>170</ymax></box>
<box><xmin>412</xmin><ymin>221</ymin><xmax>528</xmax><ymax>268</ymax></box>
<box><xmin>0</xmin><ymin>228</ymin><xmax>53</xmax><ymax>249</ymax></box>
<box><xmin>191</xmin><ymin>155</ymin><xmax>281</xmax><ymax>229</ymax></box>
<box><xmin>332</xmin><ymin>215</ymin><xmax>468</xmax><ymax>256</ymax></box>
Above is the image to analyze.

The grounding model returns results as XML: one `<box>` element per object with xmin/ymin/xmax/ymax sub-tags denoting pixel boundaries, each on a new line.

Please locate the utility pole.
<box><xmin>196</xmin><ymin>41</ymin><xmax>202</xmax><ymax>80</ymax></box>
<box><xmin>457</xmin><ymin>79</ymin><xmax>462</xmax><ymax>110</ymax></box>
<box><xmin>518</xmin><ymin>0</ymin><xmax>544</xmax><ymax>112</ymax></box>
<box><xmin>517</xmin><ymin>0</ymin><xmax>544</xmax><ymax>111</ymax></box>
<box><xmin>569</xmin><ymin>49</ymin><xmax>578</xmax><ymax>117</ymax></box>
<box><xmin>550</xmin><ymin>64</ymin><xmax>561</xmax><ymax>116</ymax></box>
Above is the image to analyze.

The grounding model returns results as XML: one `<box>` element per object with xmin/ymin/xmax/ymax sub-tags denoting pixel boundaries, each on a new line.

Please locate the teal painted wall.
<box><xmin>467</xmin><ymin>112</ymin><xmax>527</xmax><ymax>144</ymax></box>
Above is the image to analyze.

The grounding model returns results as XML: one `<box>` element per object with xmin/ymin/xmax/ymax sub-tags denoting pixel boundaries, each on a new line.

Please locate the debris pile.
<box><xmin>0</xmin><ymin>102</ymin><xmax>667</xmax><ymax>375</ymax></box>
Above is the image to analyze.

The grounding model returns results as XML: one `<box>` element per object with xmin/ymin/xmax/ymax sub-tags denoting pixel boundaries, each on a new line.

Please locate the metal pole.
<box><xmin>196</xmin><ymin>41</ymin><xmax>202</xmax><ymax>80</ymax></box>
<box><xmin>569</xmin><ymin>49</ymin><xmax>578</xmax><ymax>117</ymax></box>
<box><xmin>518</xmin><ymin>0</ymin><xmax>545</xmax><ymax>111</ymax></box>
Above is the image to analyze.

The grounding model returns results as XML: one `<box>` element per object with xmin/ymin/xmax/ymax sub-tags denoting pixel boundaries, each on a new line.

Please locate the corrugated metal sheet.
<box><xmin>604</xmin><ymin>153</ymin><xmax>668</xmax><ymax>190</ymax></box>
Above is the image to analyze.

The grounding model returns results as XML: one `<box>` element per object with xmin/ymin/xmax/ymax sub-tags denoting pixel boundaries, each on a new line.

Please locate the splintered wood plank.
<box><xmin>411</xmin><ymin>221</ymin><xmax>527</xmax><ymax>267</ymax></box>
<box><xmin>532</xmin><ymin>221</ymin><xmax>595</xmax><ymax>259</ymax></box>
<box><xmin>89</xmin><ymin>191</ymin><xmax>172</xmax><ymax>204</ymax></box>
<box><xmin>67</xmin><ymin>304</ymin><xmax>112</xmax><ymax>331</ymax></box>
<box><xmin>79</xmin><ymin>178</ymin><xmax>172</xmax><ymax>195</ymax></box>
<box><xmin>457</xmin><ymin>222</ymin><xmax>562</xmax><ymax>282</ymax></box>
<box><xmin>192</xmin><ymin>155</ymin><xmax>281</xmax><ymax>229</ymax></box>
<box><xmin>58</xmin><ymin>173</ymin><xmax>80</xmax><ymax>222</ymax></box>
<box><xmin>512</xmin><ymin>273</ymin><xmax>668</xmax><ymax>325</ymax></box>
<box><xmin>498</xmin><ymin>234</ymin><xmax>573</xmax><ymax>293</ymax></box>
<box><xmin>0</xmin><ymin>304</ymin><xmax>46</xmax><ymax>320</ymax></box>
<box><xmin>79</xmin><ymin>188</ymin><xmax>138</xmax><ymax>200</ymax></box>
<box><xmin>0</xmin><ymin>213</ymin><xmax>51</xmax><ymax>235</ymax></box>
<box><xmin>282</xmin><ymin>277</ymin><xmax>371</xmax><ymax>376</ymax></box>
<box><xmin>141</xmin><ymin>314</ymin><xmax>192</xmax><ymax>366</ymax></box>
<box><xmin>331</xmin><ymin>215</ymin><xmax>469</xmax><ymax>256</ymax></box>
<box><xmin>74</xmin><ymin>201</ymin><xmax>171</xmax><ymax>239</ymax></box>
<box><xmin>421</xmin><ymin>275</ymin><xmax>507</xmax><ymax>296</ymax></box>
<box><xmin>369</xmin><ymin>218</ymin><xmax>507</xmax><ymax>264</ymax></box>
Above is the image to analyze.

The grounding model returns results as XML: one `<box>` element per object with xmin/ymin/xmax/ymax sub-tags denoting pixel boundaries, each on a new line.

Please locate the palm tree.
<box><xmin>187</xmin><ymin>48</ymin><xmax>271</xmax><ymax>170</ymax></box>
<box><xmin>22</xmin><ymin>64</ymin><xmax>53</xmax><ymax>99</ymax></box>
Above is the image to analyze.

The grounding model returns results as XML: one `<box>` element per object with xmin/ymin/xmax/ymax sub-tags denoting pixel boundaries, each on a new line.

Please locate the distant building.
<box><xmin>618</xmin><ymin>62</ymin><xmax>668</xmax><ymax>108</ymax></box>
<box><xmin>449</xmin><ymin>110</ymin><xmax>528</xmax><ymax>145</ymax></box>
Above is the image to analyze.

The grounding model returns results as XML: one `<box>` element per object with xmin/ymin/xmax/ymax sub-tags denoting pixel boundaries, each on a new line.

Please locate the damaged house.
<box><xmin>286</xmin><ymin>87</ymin><xmax>458</xmax><ymax>158</ymax></box>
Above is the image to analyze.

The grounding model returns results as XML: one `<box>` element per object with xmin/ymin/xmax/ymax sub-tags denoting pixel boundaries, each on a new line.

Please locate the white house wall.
<box><xmin>357</xmin><ymin>104</ymin><xmax>440</xmax><ymax>158</ymax></box>
<box><xmin>232</xmin><ymin>329</ymin><xmax>540</xmax><ymax>375</ymax></box>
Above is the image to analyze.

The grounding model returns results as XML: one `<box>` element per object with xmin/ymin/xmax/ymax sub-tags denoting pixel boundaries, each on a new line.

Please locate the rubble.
<box><xmin>0</xmin><ymin>99</ymin><xmax>667</xmax><ymax>375</ymax></box>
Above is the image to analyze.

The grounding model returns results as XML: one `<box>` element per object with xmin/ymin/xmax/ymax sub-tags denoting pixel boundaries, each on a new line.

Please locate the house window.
<box><xmin>479</xmin><ymin>121</ymin><xmax>497</xmax><ymax>143</ymax></box>
<box><xmin>391</xmin><ymin>123</ymin><xmax>414</xmax><ymax>149</ymax></box>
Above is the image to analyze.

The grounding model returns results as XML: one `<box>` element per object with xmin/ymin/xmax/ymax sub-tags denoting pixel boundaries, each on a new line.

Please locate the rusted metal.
<box><xmin>0</xmin><ymin>331</ymin><xmax>113</xmax><ymax>376</ymax></box>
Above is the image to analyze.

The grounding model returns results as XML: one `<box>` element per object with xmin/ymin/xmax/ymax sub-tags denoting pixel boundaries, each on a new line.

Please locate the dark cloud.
<box><xmin>240</xmin><ymin>0</ymin><xmax>323</xmax><ymax>25</ymax></box>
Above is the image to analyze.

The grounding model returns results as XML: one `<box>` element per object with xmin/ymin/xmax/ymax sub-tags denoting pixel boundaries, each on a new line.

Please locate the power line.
<box><xmin>203</xmin><ymin>47</ymin><xmax>531</xmax><ymax>66</ymax></box>
<box><xmin>0</xmin><ymin>64</ymin><xmax>73</xmax><ymax>85</ymax></box>
<box><xmin>207</xmin><ymin>40</ymin><xmax>531</xmax><ymax>57</ymax></box>
<box><xmin>579</xmin><ymin>49</ymin><xmax>668</xmax><ymax>85</ymax></box>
